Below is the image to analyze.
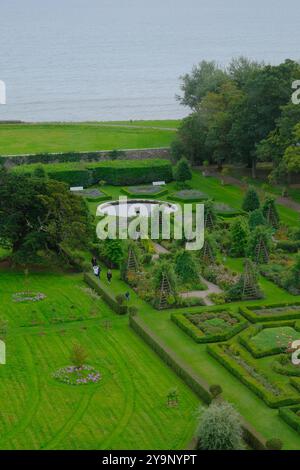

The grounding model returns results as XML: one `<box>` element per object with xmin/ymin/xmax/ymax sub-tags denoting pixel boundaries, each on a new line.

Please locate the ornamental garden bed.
<box><xmin>239</xmin><ymin>322</ymin><xmax>300</xmax><ymax>358</ymax></box>
<box><xmin>239</xmin><ymin>303</ymin><xmax>300</xmax><ymax>323</ymax></box>
<box><xmin>207</xmin><ymin>342</ymin><xmax>300</xmax><ymax>408</ymax></box>
<box><xmin>213</xmin><ymin>203</ymin><xmax>243</xmax><ymax>218</ymax></box>
<box><xmin>122</xmin><ymin>185</ymin><xmax>168</xmax><ymax>198</ymax></box>
<box><xmin>73</xmin><ymin>188</ymin><xmax>111</xmax><ymax>201</ymax></box>
<box><xmin>53</xmin><ymin>365</ymin><xmax>101</xmax><ymax>386</ymax></box>
<box><xmin>171</xmin><ymin>308</ymin><xmax>248</xmax><ymax>343</ymax></box>
<box><xmin>170</xmin><ymin>189</ymin><xmax>208</xmax><ymax>202</ymax></box>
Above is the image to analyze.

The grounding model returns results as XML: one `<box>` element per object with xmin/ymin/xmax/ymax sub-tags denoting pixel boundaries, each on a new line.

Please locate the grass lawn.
<box><xmin>0</xmin><ymin>270</ymin><xmax>199</xmax><ymax>450</ymax></box>
<box><xmin>0</xmin><ymin>122</ymin><xmax>175</xmax><ymax>156</ymax></box>
<box><xmin>250</xmin><ymin>327</ymin><xmax>300</xmax><ymax>353</ymax></box>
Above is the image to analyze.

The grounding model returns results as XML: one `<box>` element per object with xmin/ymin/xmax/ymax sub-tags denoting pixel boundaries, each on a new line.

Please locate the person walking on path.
<box><xmin>107</xmin><ymin>270</ymin><xmax>112</xmax><ymax>283</ymax></box>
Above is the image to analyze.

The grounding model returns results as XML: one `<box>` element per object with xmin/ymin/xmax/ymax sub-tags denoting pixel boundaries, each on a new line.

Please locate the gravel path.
<box><xmin>180</xmin><ymin>276</ymin><xmax>223</xmax><ymax>306</ymax></box>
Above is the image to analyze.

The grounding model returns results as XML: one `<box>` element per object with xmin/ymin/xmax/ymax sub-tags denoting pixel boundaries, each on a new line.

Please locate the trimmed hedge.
<box><xmin>239</xmin><ymin>303</ymin><xmax>300</xmax><ymax>323</ymax></box>
<box><xmin>279</xmin><ymin>406</ymin><xmax>300</xmax><ymax>434</ymax></box>
<box><xmin>130</xmin><ymin>315</ymin><xmax>212</xmax><ymax>404</ymax></box>
<box><xmin>208</xmin><ymin>343</ymin><xmax>300</xmax><ymax>408</ymax></box>
<box><xmin>88</xmin><ymin>160</ymin><xmax>173</xmax><ymax>186</ymax></box>
<box><xmin>13</xmin><ymin>159</ymin><xmax>173</xmax><ymax>187</ymax></box>
<box><xmin>239</xmin><ymin>321</ymin><xmax>300</xmax><ymax>359</ymax></box>
<box><xmin>171</xmin><ymin>308</ymin><xmax>248</xmax><ymax>344</ymax></box>
<box><xmin>84</xmin><ymin>273</ymin><xmax>127</xmax><ymax>315</ymax></box>
<box><xmin>130</xmin><ymin>316</ymin><xmax>266</xmax><ymax>450</ymax></box>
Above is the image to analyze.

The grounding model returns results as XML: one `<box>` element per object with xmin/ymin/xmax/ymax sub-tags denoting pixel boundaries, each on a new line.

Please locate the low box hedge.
<box><xmin>130</xmin><ymin>316</ymin><xmax>266</xmax><ymax>449</ymax></box>
<box><xmin>239</xmin><ymin>303</ymin><xmax>300</xmax><ymax>323</ymax></box>
<box><xmin>279</xmin><ymin>406</ymin><xmax>300</xmax><ymax>434</ymax></box>
<box><xmin>171</xmin><ymin>308</ymin><xmax>248</xmax><ymax>344</ymax></box>
<box><xmin>207</xmin><ymin>343</ymin><xmax>300</xmax><ymax>408</ymax></box>
<box><xmin>276</xmin><ymin>240</ymin><xmax>300</xmax><ymax>253</ymax></box>
<box><xmin>84</xmin><ymin>272</ymin><xmax>127</xmax><ymax>315</ymax></box>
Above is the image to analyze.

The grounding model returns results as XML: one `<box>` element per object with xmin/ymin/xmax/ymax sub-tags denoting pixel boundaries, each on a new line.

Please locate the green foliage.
<box><xmin>242</xmin><ymin>187</ymin><xmax>260</xmax><ymax>212</ymax></box>
<box><xmin>173</xmin><ymin>157</ymin><xmax>192</xmax><ymax>182</ymax></box>
<box><xmin>70</xmin><ymin>343</ymin><xmax>88</xmax><ymax>369</ymax></box>
<box><xmin>262</xmin><ymin>197</ymin><xmax>280</xmax><ymax>228</ymax></box>
<box><xmin>247</xmin><ymin>226</ymin><xmax>272</xmax><ymax>260</ymax></box>
<box><xmin>33</xmin><ymin>165</ymin><xmax>47</xmax><ymax>178</ymax></box>
<box><xmin>197</xmin><ymin>402</ymin><xmax>244</xmax><ymax>450</ymax></box>
<box><xmin>248</xmin><ymin>209</ymin><xmax>266</xmax><ymax>230</ymax></box>
<box><xmin>209</xmin><ymin>384</ymin><xmax>223</xmax><ymax>398</ymax></box>
<box><xmin>230</xmin><ymin>217</ymin><xmax>250</xmax><ymax>257</ymax></box>
<box><xmin>152</xmin><ymin>260</ymin><xmax>177</xmax><ymax>294</ymax></box>
<box><xmin>285</xmin><ymin>255</ymin><xmax>300</xmax><ymax>293</ymax></box>
<box><xmin>103</xmin><ymin>239</ymin><xmax>124</xmax><ymax>267</ymax></box>
<box><xmin>174</xmin><ymin>250</ymin><xmax>198</xmax><ymax>284</ymax></box>
<box><xmin>265</xmin><ymin>438</ymin><xmax>283</xmax><ymax>450</ymax></box>
<box><xmin>0</xmin><ymin>169</ymin><xmax>92</xmax><ymax>264</ymax></box>
<box><xmin>14</xmin><ymin>159</ymin><xmax>173</xmax><ymax>187</ymax></box>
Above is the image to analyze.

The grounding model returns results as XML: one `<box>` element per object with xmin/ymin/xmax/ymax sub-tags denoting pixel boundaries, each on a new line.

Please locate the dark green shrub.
<box><xmin>209</xmin><ymin>384</ymin><xmax>223</xmax><ymax>398</ymax></box>
<box><xmin>173</xmin><ymin>157</ymin><xmax>192</xmax><ymax>183</ymax></box>
<box><xmin>248</xmin><ymin>209</ymin><xmax>266</xmax><ymax>229</ymax></box>
<box><xmin>242</xmin><ymin>186</ymin><xmax>260</xmax><ymax>212</ymax></box>
<box><xmin>265</xmin><ymin>438</ymin><xmax>283</xmax><ymax>450</ymax></box>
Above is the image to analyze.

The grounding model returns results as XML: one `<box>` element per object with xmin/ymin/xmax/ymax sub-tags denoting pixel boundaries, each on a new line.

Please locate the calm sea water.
<box><xmin>0</xmin><ymin>0</ymin><xmax>299</xmax><ymax>122</ymax></box>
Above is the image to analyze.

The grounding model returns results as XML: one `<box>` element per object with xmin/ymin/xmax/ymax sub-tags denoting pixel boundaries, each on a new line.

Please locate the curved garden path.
<box><xmin>180</xmin><ymin>276</ymin><xmax>223</xmax><ymax>306</ymax></box>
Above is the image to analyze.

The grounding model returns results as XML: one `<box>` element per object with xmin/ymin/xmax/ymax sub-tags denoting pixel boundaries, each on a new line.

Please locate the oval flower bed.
<box><xmin>53</xmin><ymin>365</ymin><xmax>101</xmax><ymax>385</ymax></box>
<box><xmin>12</xmin><ymin>292</ymin><xmax>46</xmax><ymax>303</ymax></box>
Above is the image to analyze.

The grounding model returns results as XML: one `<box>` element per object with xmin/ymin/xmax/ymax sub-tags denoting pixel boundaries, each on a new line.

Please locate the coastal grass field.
<box><xmin>0</xmin><ymin>121</ymin><xmax>178</xmax><ymax>156</ymax></box>
<box><xmin>0</xmin><ymin>271</ymin><xmax>199</xmax><ymax>450</ymax></box>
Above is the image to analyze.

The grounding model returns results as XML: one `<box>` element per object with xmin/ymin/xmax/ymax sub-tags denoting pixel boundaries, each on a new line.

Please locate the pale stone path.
<box><xmin>152</xmin><ymin>242</ymin><xmax>170</xmax><ymax>255</ymax></box>
<box><xmin>180</xmin><ymin>276</ymin><xmax>223</xmax><ymax>306</ymax></box>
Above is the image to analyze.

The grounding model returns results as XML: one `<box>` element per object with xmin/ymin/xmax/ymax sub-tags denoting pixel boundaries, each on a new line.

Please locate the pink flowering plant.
<box><xmin>53</xmin><ymin>365</ymin><xmax>101</xmax><ymax>385</ymax></box>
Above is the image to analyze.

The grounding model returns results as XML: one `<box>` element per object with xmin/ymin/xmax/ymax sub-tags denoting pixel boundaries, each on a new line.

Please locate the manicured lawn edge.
<box><xmin>130</xmin><ymin>315</ymin><xmax>266</xmax><ymax>450</ymax></box>
<box><xmin>171</xmin><ymin>308</ymin><xmax>248</xmax><ymax>343</ymax></box>
<box><xmin>207</xmin><ymin>343</ymin><xmax>300</xmax><ymax>408</ymax></box>
<box><xmin>239</xmin><ymin>303</ymin><xmax>300</xmax><ymax>323</ymax></box>
<box><xmin>84</xmin><ymin>273</ymin><xmax>128</xmax><ymax>315</ymax></box>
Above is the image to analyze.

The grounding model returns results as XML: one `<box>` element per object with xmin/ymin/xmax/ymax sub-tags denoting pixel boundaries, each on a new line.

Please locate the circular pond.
<box><xmin>97</xmin><ymin>199</ymin><xmax>178</xmax><ymax>218</ymax></box>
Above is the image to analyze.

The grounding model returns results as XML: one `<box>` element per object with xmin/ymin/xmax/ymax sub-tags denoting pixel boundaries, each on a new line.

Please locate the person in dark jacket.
<box><xmin>107</xmin><ymin>270</ymin><xmax>112</xmax><ymax>283</ymax></box>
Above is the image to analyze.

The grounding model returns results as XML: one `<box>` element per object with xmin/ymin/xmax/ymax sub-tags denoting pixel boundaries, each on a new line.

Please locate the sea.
<box><xmin>0</xmin><ymin>0</ymin><xmax>299</xmax><ymax>122</ymax></box>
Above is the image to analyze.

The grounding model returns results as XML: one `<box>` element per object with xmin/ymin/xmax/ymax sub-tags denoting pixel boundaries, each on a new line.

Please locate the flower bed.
<box><xmin>73</xmin><ymin>188</ymin><xmax>111</xmax><ymax>201</ymax></box>
<box><xmin>239</xmin><ymin>323</ymin><xmax>300</xmax><ymax>358</ymax></box>
<box><xmin>208</xmin><ymin>343</ymin><xmax>300</xmax><ymax>408</ymax></box>
<box><xmin>213</xmin><ymin>203</ymin><xmax>243</xmax><ymax>217</ymax></box>
<box><xmin>239</xmin><ymin>303</ymin><xmax>300</xmax><ymax>323</ymax></box>
<box><xmin>122</xmin><ymin>185</ymin><xmax>168</xmax><ymax>198</ymax></box>
<box><xmin>12</xmin><ymin>292</ymin><xmax>46</xmax><ymax>303</ymax></box>
<box><xmin>53</xmin><ymin>365</ymin><xmax>101</xmax><ymax>385</ymax></box>
<box><xmin>171</xmin><ymin>308</ymin><xmax>248</xmax><ymax>343</ymax></box>
<box><xmin>170</xmin><ymin>189</ymin><xmax>208</xmax><ymax>202</ymax></box>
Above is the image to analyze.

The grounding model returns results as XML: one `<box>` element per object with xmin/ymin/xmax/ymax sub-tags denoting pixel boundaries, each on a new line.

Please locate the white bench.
<box><xmin>70</xmin><ymin>186</ymin><xmax>84</xmax><ymax>192</ymax></box>
<box><xmin>152</xmin><ymin>181</ymin><xmax>166</xmax><ymax>186</ymax></box>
